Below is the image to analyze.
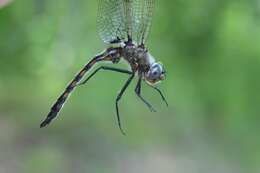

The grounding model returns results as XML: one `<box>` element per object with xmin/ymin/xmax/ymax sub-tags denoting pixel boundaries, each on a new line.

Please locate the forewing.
<box><xmin>97</xmin><ymin>0</ymin><xmax>155</xmax><ymax>44</ymax></box>
<box><xmin>97</xmin><ymin>0</ymin><xmax>127</xmax><ymax>43</ymax></box>
<box><xmin>131</xmin><ymin>0</ymin><xmax>155</xmax><ymax>44</ymax></box>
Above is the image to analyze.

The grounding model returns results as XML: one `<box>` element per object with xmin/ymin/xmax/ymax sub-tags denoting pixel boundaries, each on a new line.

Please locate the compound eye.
<box><xmin>152</xmin><ymin>70</ymin><xmax>159</xmax><ymax>76</ymax></box>
<box><xmin>149</xmin><ymin>65</ymin><xmax>162</xmax><ymax>80</ymax></box>
<box><xmin>151</xmin><ymin>69</ymin><xmax>160</xmax><ymax>78</ymax></box>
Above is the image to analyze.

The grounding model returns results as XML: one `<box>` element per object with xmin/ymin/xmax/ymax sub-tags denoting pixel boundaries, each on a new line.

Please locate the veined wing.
<box><xmin>97</xmin><ymin>0</ymin><xmax>126</xmax><ymax>43</ymax></box>
<box><xmin>131</xmin><ymin>0</ymin><xmax>155</xmax><ymax>44</ymax></box>
<box><xmin>97</xmin><ymin>0</ymin><xmax>155</xmax><ymax>45</ymax></box>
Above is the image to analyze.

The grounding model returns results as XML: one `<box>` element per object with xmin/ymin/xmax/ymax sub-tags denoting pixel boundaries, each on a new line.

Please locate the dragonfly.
<box><xmin>40</xmin><ymin>0</ymin><xmax>168</xmax><ymax>135</ymax></box>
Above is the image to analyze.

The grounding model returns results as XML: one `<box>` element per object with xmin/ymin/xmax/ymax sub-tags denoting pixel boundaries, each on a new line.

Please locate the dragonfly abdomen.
<box><xmin>40</xmin><ymin>48</ymin><xmax>121</xmax><ymax>128</ymax></box>
<box><xmin>40</xmin><ymin>57</ymin><xmax>100</xmax><ymax>128</ymax></box>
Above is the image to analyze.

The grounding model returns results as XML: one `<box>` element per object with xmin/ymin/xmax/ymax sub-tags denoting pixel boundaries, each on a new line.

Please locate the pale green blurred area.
<box><xmin>0</xmin><ymin>0</ymin><xmax>260</xmax><ymax>172</ymax></box>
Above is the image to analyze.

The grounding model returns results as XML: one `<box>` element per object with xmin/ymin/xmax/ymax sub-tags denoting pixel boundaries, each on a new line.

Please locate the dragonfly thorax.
<box><xmin>120</xmin><ymin>43</ymin><xmax>165</xmax><ymax>85</ymax></box>
<box><xmin>122</xmin><ymin>43</ymin><xmax>151</xmax><ymax>67</ymax></box>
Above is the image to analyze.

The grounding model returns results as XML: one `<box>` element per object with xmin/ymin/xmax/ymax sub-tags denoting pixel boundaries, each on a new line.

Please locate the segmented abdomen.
<box><xmin>40</xmin><ymin>58</ymin><xmax>98</xmax><ymax>127</ymax></box>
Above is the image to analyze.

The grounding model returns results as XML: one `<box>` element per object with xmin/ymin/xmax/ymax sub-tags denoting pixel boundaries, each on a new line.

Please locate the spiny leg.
<box><xmin>135</xmin><ymin>77</ymin><xmax>156</xmax><ymax>112</ymax></box>
<box><xmin>78</xmin><ymin>66</ymin><xmax>132</xmax><ymax>86</ymax></box>
<box><xmin>150</xmin><ymin>86</ymin><xmax>168</xmax><ymax>106</ymax></box>
<box><xmin>116</xmin><ymin>73</ymin><xmax>135</xmax><ymax>135</ymax></box>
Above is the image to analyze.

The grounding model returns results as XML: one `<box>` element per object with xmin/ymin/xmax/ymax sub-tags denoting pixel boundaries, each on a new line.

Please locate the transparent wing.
<box><xmin>97</xmin><ymin>0</ymin><xmax>155</xmax><ymax>44</ymax></box>
<box><xmin>131</xmin><ymin>0</ymin><xmax>155</xmax><ymax>44</ymax></box>
<box><xmin>97</xmin><ymin>0</ymin><xmax>127</xmax><ymax>43</ymax></box>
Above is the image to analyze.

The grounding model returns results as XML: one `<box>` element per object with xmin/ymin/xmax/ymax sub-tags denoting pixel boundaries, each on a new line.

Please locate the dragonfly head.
<box><xmin>145</xmin><ymin>62</ymin><xmax>165</xmax><ymax>85</ymax></box>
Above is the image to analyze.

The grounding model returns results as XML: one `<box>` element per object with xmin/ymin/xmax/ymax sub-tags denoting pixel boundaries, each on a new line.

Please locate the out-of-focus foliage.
<box><xmin>0</xmin><ymin>0</ymin><xmax>259</xmax><ymax>173</ymax></box>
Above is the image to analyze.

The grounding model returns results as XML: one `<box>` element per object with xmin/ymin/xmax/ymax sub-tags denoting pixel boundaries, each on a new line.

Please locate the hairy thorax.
<box><xmin>122</xmin><ymin>43</ymin><xmax>154</xmax><ymax>72</ymax></box>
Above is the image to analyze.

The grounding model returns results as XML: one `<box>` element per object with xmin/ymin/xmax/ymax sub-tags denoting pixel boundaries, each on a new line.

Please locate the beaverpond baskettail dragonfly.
<box><xmin>40</xmin><ymin>0</ymin><xmax>168</xmax><ymax>134</ymax></box>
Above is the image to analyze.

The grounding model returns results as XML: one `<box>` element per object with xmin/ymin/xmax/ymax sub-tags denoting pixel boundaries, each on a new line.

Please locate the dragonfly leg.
<box><xmin>150</xmin><ymin>86</ymin><xmax>168</xmax><ymax>107</ymax></box>
<box><xmin>135</xmin><ymin>77</ymin><xmax>156</xmax><ymax>112</ymax></box>
<box><xmin>115</xmin><ymin>73</ymin><xmax>135</xmax><ymax>135</ymax></box>
<box><xmin>78</xmin><ymin>66</ymin><xmax>132</xmax><ymax>86</ymax></box>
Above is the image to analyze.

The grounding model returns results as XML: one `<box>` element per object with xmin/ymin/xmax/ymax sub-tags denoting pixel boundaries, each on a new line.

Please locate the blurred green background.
<box><xmin>0</xmin><ymin>0</ymin><xmax>260</xmax><ymax>173</ymax></box>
